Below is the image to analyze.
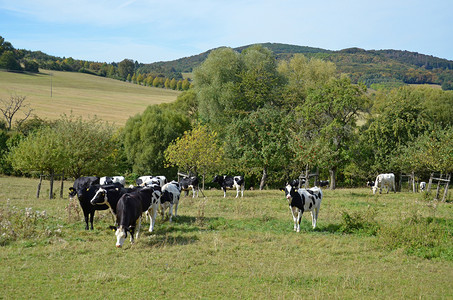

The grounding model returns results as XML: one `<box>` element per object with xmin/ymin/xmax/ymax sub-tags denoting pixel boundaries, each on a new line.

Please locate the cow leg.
<box><xmin>148</xmin><ymin>204</ymin><xmax>157</xmax><ymax>233</ymax></box>
<box><xmin>235</xmin><ymin>187</ymin><xmax>239</xmax><ymax>198</ymax></box>
<box><xmin>83</xmin><ymin>211</ymin><xmax>90</xmax><ymax>230</ymax></box>
<box><xmin>168</xmin><ymin>203</ymin><xmax>173</xmax><ymax>222</ymax></box>
<box><xmin>89</xmin><ymin>211</ymin><xmax>95</xmax><ymax>230</ymax></box>
<box><xmin>290</xmin><ymin>207</ymin><xmax>298</xmax><ymax>231</ymax></box>
<box><xmin>223</xmin><ymin>188</ymin><xmax>227</xmax><ymax>198</ymax></box>
<box><xmin>296</xmin><ymin>210</ymin><xmax>302</xmax><ymax>233</ymax></box>
<box><xmin>241</xmin><ymin>186</ymin><xmax>244</xmax><ymax>197</ymax></box>
<box><xmin>135</xmin><ymin>217</ymin><xmax>142</xmax><ymax>240</ymax></box>
<box><xmin>311</xmin><ymin>208</ymin><xmax>318</xmax><ymax>229</ymax></box>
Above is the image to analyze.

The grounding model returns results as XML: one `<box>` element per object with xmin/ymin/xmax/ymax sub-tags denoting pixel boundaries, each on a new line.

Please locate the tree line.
<box><xmin>1</xmin><ymin>45</ymin><xmax>452</xmax><ymax>189</ymax></box>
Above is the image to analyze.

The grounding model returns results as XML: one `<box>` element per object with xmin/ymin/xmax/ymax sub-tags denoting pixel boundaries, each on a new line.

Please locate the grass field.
<box><xmin>0</xmin><ymin>70</ymin><xmax>180</xmax><ymax>126</ymax></box>
<box><xmin>1</xmin><ymin>176</ymin><xmax>452</xmax><ymax>299</ymax></box>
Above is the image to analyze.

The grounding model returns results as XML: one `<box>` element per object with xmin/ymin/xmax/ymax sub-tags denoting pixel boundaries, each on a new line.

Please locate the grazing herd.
<box><xmin>69</xmin><ymin>171</ymin><xmax>412</xmax><ymax>246</ymax></box>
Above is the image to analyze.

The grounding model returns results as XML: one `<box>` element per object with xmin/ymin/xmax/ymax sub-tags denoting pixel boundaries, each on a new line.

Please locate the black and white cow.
<box><xmin>318</xmin><ymin>180</ymin><xmax>329</xmax><ymax>187</ymax></box>
<box><xmin>179</xmin><ymin>176</ymin><xmax>199</xmax><ymax>198</ymax></box>
<box><xmin>115</xmin><ymin>186</ymin><xmax>161</xmax><ymax>247</ymax></box>
<box><xmin>159</xmin><ymin>181</ymin><xmax>181</xmax><ymax>222</ymax></box>
<box><xmin>288</xmin><ymin>179</ymin><xmax>306</xmax><ymax>188</ymax></box>
<box><xmin>69</xmin><ymin>176</ymin><xmax>101</xmax><ymax>230</ymax></box>
<box><xmin>100</xmin><ymin>176</ymin><xmax>125</xmax><ymax>186</ymax></box>
<box><xmin>90</xmin><ymin>184</ymin><xmax>140</xmax><ymax>222</ymax></box>
<box><xmin>136</xmin><ymin>175</ymin><xmax>167</xmax><ymax>187</ymax></box>
<box><xmin>212</xmin><ymin>175</ymin><xmax>245</xmax><ymax>198</ymax></box>
<box><xmin>281</xmin><ymin>184</ymin><xmax>322</xmax><ymax>232</ymax></box>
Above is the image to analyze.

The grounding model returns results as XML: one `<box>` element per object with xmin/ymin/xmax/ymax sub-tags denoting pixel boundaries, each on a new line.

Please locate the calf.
<box><xmin>115</xmin><ymin>186</ymin><xmax>161</xmax><ymax>247</ymax></box>
<box><xmin>372</xmin><ymin>173</ymin><xmax>396</xmax><ymax>194</ymax></box>
<box><xmin>212</xmin><ymin>175</ymin><xmax>245</xmax><ymax>198</ymax></box>
<box><xmin>281</xmin><ymin>184</ymin><xmax>322</xmax><ymax>232</ymax></box>
<box><xmin>159</xmin><ymin>182</ymin><xmax>181</xmax><ymax>222</ymax></box>
<box><xmin>179</xmin><ymin>176</ymin><xmax>199</xmax><ymax>198</ymax></box>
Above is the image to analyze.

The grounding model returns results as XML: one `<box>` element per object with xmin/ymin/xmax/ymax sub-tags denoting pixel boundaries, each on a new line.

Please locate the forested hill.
<box><xmin>137</xmin><ymin>43</ymin><xmax>453</xmax><ymax>90</ymax></box>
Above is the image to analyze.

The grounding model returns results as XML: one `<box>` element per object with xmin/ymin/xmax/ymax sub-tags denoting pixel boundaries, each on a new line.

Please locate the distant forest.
<box><xmin>1</xmin><ymin>36</ymin><xmax>453</xmax><ymax>90</ymax></box>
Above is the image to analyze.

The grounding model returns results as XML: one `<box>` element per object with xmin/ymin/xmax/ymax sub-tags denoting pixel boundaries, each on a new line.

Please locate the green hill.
<box><xmin>0</xmin><ymin>70</ymin><xmax>180</xmax><ymax>126</ymax></box>
<box><xmin>137</xmin><ymin>43</ymin><xmax>453</xmax><ymax>90</ymax></box>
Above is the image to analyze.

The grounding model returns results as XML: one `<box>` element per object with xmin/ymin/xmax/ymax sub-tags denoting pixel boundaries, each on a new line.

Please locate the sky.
<box><xmin>1</xmin><ymin>0</ymin><xmax>452</xmax><ymax>64</ymax></box>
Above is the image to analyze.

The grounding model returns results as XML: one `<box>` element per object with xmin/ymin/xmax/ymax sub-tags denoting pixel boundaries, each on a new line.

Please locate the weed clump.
<box><xmin>339</xmin><ymin>207</ymin><xmax>380</xmax><ymax>236</ymax></box>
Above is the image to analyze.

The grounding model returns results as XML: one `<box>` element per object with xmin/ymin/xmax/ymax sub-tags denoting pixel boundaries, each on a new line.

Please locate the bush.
<box><xmin>339</xmin><ymin>207</ymin><xmax>380</xmax><ymax>235</ymax></box>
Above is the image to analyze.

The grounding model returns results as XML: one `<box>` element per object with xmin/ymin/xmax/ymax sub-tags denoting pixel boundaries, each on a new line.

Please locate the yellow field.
<box><xmin>0</xmin><ymin>70</ymin><xmax>180</xmax><ymax>126</ymax></box>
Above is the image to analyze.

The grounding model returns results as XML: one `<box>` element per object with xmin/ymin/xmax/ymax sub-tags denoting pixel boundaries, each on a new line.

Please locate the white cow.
<box><xmin>420</xmin><ymin>181</ymin><xmax>426</xmax><ymax>192</ymax></box>
<box><xmin>281</xmin><ymin>184</ymin><xmax>322</xmax><ymax>232</ymax></box>
<box><xmin>372</xmin><ymin>173</ymin><xmax>396</xmax><ymax>194</ymax></box>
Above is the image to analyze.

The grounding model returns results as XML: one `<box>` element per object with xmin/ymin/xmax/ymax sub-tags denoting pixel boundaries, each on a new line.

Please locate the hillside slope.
<box><xmin>0</xmin><ymin>70</ymin><xmax>180</xmax><ymax>126</ymax></box>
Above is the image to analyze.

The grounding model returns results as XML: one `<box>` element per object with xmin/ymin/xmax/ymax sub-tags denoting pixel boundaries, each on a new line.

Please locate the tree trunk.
<box><xmin>329</xmin><ymin>167</ymin><xmax>336</xmax><ymax>190</ymax></box>
<box><xmin>259</xmin><ymin>167</ymin><xmax>268</xmax><ymax>190</ymax></box>
<box><xmin>49</xmin><ymin>171</ymin><xmax>54</xmax><ymax>199</ymax></box>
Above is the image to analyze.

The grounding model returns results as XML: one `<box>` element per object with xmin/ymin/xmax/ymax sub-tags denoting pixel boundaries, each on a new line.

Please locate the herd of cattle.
<box><xmin>68</xmin><ymin>172</ymin><xmax>413</xmax><ymax>247</ymax></box>
<box><xmin>68</xmin><ymin>174</ymin><xmax>245</xmax><ymax>247</ymax></box>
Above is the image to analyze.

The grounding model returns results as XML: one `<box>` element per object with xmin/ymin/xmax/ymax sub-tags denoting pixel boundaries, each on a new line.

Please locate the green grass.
<box><xmin>0</xmin><ymin>70</ymin><xmax>180</xmax><ymax>126</ymax></box>
<box><xmin>1</xmin><ymin>176</ymin><xmax>452</xmax><ymax>299</ymax></box>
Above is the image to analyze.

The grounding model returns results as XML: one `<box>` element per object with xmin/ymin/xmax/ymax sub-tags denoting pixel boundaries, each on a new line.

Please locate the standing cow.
<box><xmin>212</xmin><ymin>175</ymin><xmax>245</xmax><ymax>198</ymax></box>
<box><xmin>281</xmin><ymin>184</ymin><xmax>322</xmax><ymax>232</ymax></box>
<box><xmin>179</xmin><ymin>176</ymin><xmax>199</xmax><ymax>198</ymax></box>
<box><xmin>372</xmin><ymin>173</ymin><xmax>396</xmax><ymax>194</ymax></box>
<box><xmin>115</xmin><ymin>186</ymin><xmax>161</xmax><ymax>247</ymax></box>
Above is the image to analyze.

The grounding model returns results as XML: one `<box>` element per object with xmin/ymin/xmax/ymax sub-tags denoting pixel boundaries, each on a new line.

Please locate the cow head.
<box><xmin>372</xmin><ymin>185</ymin><xmax>378</xmax><ymax>195</ymax></box>
<box><xmin>280</xmin><ymin>185</ymin><xmax>299</xmax><ymax>205</ymax></box>
<box><xmin>90</xmin><ymin>188</ymin><xmax>107</xmax><ymax>205</ymax></box>
<box><xmin>68</xmin><ymin>187</ymin><xmax>77</xmax><ymax>198</ymax></box>
<box><xmin>115</xmin><ymin>225</ymin><xmax>127</xmax><ymax>248</ymax></box>
<box><xmin>213</xmin><ymin>175</ymin><xmax>225</xmax><ymax>185</ymax></box>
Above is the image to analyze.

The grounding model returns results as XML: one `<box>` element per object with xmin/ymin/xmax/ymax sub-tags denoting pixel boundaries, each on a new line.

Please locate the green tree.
<box><xmin>181</xmin><ymin>78</ymin><xmax>190</xmax><ymax>90</ymax></box>
<box><xmin>362</xmin><ymin>86</ymin><xmax>433</xmax><ymax>174</ymax></box>
<box><xmin>123</xmin><ymin>105</ymin><xmax>191</xmax><ymax>175</ymax></box>
<box><xmin>224</xmin><ymin>106</ymin><xmax>293</xmax><ymax>189</ymax></box>
<box><xmin>278</xmin><ymin>54</ymin><xmax>336</xmax><ymax>108</ymax></box>
<box><xmin>9</xmin><ymin>115</ymin><xmax>120</xmax><ymax>179</ymax></box>
<box><xmin>165</xmin><ymin>124</ymin><xmax>224</xmax><ymax>176</ymax></box>
<box><xmin>170</xmin><ymin>78</ymin><xmax>177</xmax><ymax>90</ymax></box>
<box><xmin>164</xmin><ymin>78</ymin><xmax>170</xmax><ymax>89</ymax></box>
<box><xmin>137</xmin><ymin>73</ymin><xmax>144</xmax><ymax>85</ymax></box>
<box><xmin>118</xmin><ymin>59</ymin><xmax>135</xmax><ymax>80</ymax></box>
<box><xmin>295</xmin><ymin>77</ymin><xmax>367</xmax><ymax>188</ymax></box>
<box><xmin>0</xmin><ymin>51</ymin><xmax>22</xmax><ymax>71</ymax></box>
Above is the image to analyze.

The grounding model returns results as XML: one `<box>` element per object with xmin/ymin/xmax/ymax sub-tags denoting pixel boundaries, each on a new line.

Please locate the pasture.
<box><xmin>0</xmin><ymin>176</ymin><xmax>452</xmax><ymax>299</ymax></box>
<box><xmin>0</xmin><ymin>70</ymin><xmax>180</xmax><ymax>126</ymax></box>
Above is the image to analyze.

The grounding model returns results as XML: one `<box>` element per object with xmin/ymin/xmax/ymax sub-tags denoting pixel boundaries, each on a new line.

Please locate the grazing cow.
<box><xmin>281</xmin><ymin>184</ymin><xmax>322</xmax><ymax>232</ymax></box>
<box><xmin>179</xmin><ymin>176</ymin><xmax>199</xmax><ymax>198</ymax></box>
<box><xmin>100</xmin><ymin>176</ymin><xmax>125</xmax><ymax>186</ymax></box>
<box><xmin>159</xmin><ymin>182</ymin><xmax>181</xmax><ymax>222</ymax></box>
<box><xmin>420</xmin><ymin>181</ymin><xmax>426</xmax><ymax>192</ymax></box>
<box><xmin>115</xmin><ymin>186</ymin><xmax>161</xmax><ymax>247</ymax></box>
<box><xmin>318</xmin><ymin>180</ymin><xmax>329</xmax><ymax>187</ymax></box>
<box><xmin>136</xmin><ymin>175</ymin><xmax>167</xmax><ymax>187</ymax></box>
<box><xmin>372</xmin><ymin>173</ymin><xmax>396</xmax><ymax>194</ymax></box>
<box><xmin>212</xmin><ymin>175</ymin><xmax>245</xmax><ymax>198</ymax></box>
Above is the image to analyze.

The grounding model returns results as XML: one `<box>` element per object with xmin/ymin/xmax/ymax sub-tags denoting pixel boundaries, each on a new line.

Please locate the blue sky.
<box><xmin>1</xmin><ymin>0</ymin><xmax>452</xmax><ymax>63</ymax></box>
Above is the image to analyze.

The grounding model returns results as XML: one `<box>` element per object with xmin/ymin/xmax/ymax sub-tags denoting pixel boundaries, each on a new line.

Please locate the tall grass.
<box><xmin>0</xmin><ymin>176</ymin><xmax>452</xmax><ymax>299</ymax></box>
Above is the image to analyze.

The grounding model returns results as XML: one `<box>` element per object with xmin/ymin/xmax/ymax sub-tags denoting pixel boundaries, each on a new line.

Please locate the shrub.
<box><xmin>339</xmin><ymin>207</ymin><xmax>380</xmax><ymax>235</ymax></box>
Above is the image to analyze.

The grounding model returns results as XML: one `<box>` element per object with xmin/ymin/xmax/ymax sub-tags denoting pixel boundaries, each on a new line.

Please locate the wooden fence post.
<box><xmin>60</xmin><ymin>172</ymin><xmax>65</xmax><ymax>198</ymax></box>
<box><xmin>427</xmin><ymin>173</ymin><xmax>433</xmax><ymax>193</ymax></box>
<box><xmin>442</xmin><ymin>174</ymin><xmax>451</xmax><ymax>202</ymax></box>
<box><xmin>36</xmin><ymin>174</ymin><xmax>43</xmax><ymax>198</ymax></box>
<box><xmin>49</xmin><ymin>172</ymin><xmax>54</xmax><ymax>199</ymax></box>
